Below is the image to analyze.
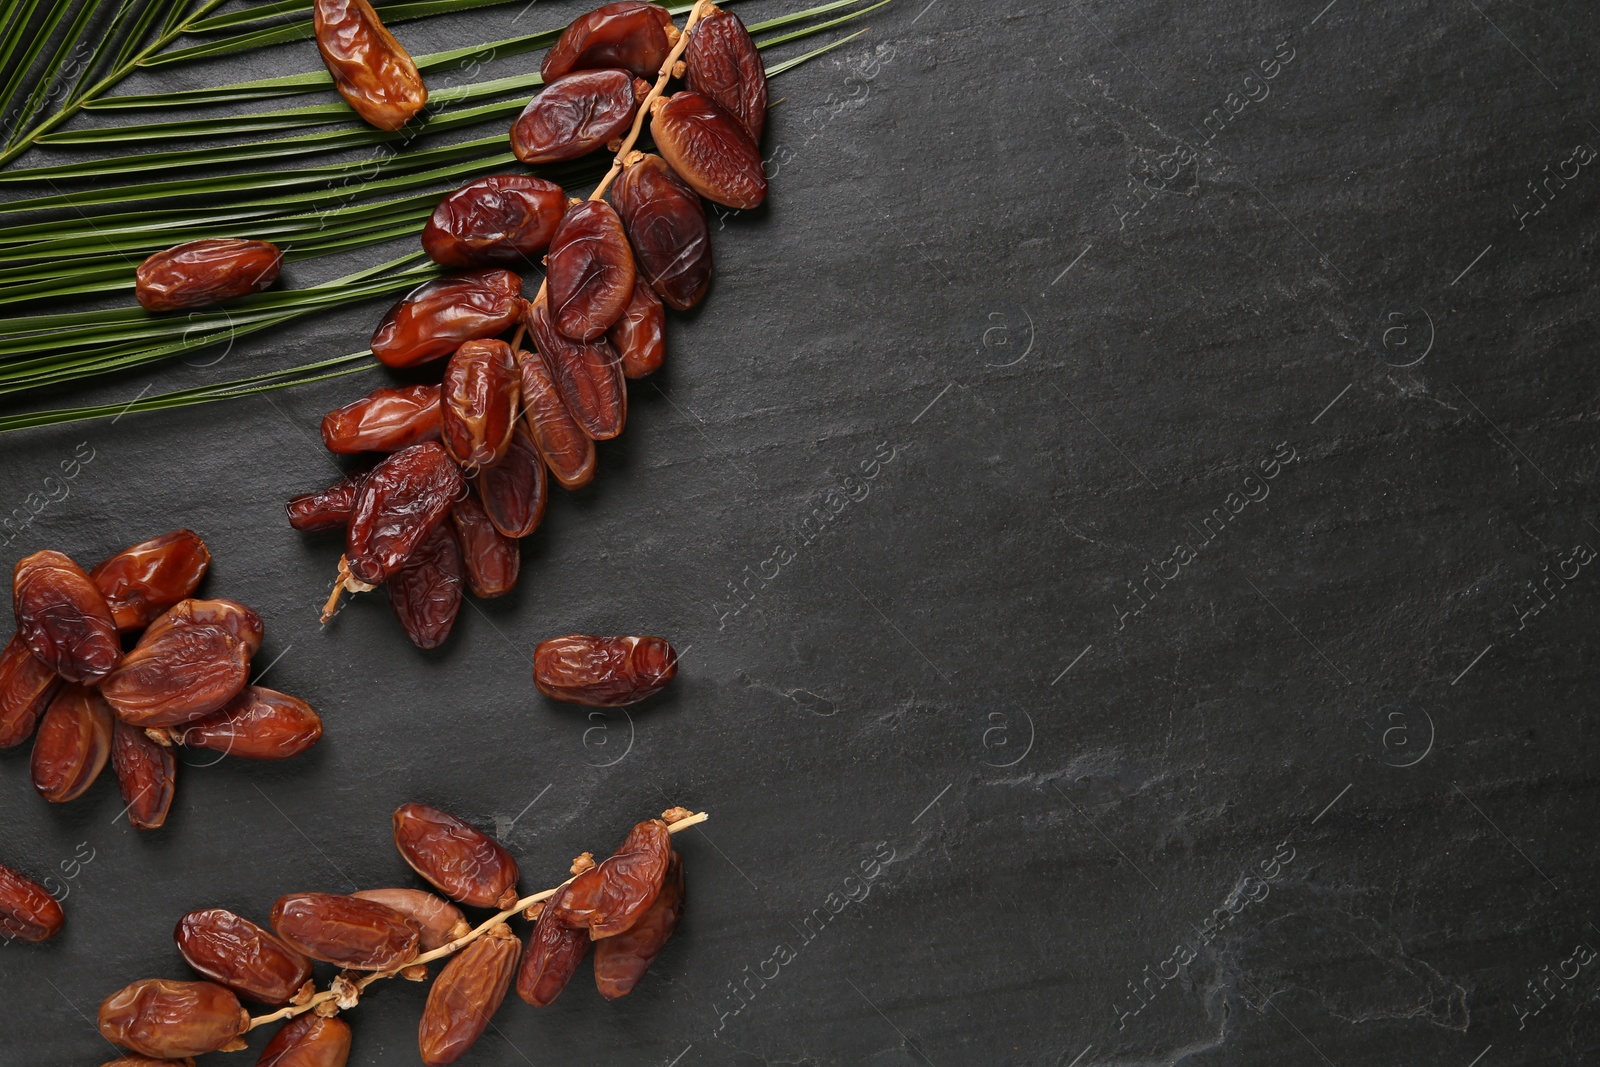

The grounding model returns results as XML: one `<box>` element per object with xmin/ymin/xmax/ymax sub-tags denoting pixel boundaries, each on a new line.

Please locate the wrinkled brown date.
<box><xmin>511</xmin><ymin>69</ymin><xmax>646</xmax><ymax>164</ymax></box>
<box><xmin>0</xmin><ymin>861</ymin><xmax>65</xmax><ymax>942</ymax></box>
<box><xmin>89</xmin><ymin>530</ymin><xmax>212</xmax><ymax>632</ymax></box>
<box><xmin>174</xmin><ymin>908</ymin><xmax>314</xmax><ymax>1005</ymax></box>
<box><xmin>313</xmin><ymin>0</ymin><xmax>427</xmax><ymax>131</ymax></box>
<box><xmin>608</xmin><ymin>278</ymin><xmax>666</xmax><ymax>378</ymax></box>
<box><xmin>651</xmin><ymin>91</ymin><xmax>767</xmax><ymax>210</ymax></box>
<box><xmin>142</xmin><ymin>598</ymin><xmax>263</xmax><ymax>657</ymax></box>
<box><xmin>386</xmin><ymin>521</ymin><xmax>463</xmax><ymax>650</ymax></box>
<box><xmin>256</xmin><ymin>1013</ymin><xmax>352</xmax><ymax>1067</ymax></box>
<box><xmin>100</xmin><ymin>622</ymin><xmax>251</xmax><ymax>728</ymax></box>
<box><xmin>13</xmin><ymin>549</ymin><xmax>121</xmax><ymax>684</ymax></box>
<box><xmin>515</xmin><ymin>881</ymin><xmax>590</xmax><ymax>1006</ymax></box>
<box><xmin>686</xmin><ymin>6</ymin><xmax>767</xmax><ymax>143</ymax></box>
<box><xmin>270</xmin><ymin>892</ymin><xmax>421</xmax><ymax>970</ymax></box>
<box><xmin>546</xmin><ymin>199</ymin><xmax>637</xmax><ymax>341</ymax></box>
<box><xmin>541</xmin><ymin>1</ymin><xmax>676</xmax><ymax>81</ymax></box>
<box><xmin>97</xmin><ymin>978</ymin><xmax>249</xmax><ymax>1059</ymax></box>
<box><xmin>345</xmin><ymin>441</ymin><xmax>465</xmax><ymax>585</ymax></box>
<box><xmin>524</xmin><ymin>297</ymin><xmax>626</xmax><ymax>441</ymax></box>
<box><xmin>475</xmin><ymin>429</ymin><xmax>547</xmax><ymax>538</ymax></box>
<box><xmin>111</xmin><ymin>720</ymin><xmax>177</xmax><ymax>830</ymax></box>
<box><xmin>135</xmin><ymin>239</ymin><xmax>282</xmax><ymax>313</ymax></box>
<box><xmin>418</xmin><ymin>923</ymin><xmax>519</xmax><ymax>1066</ymax></box>
<box><xmin>0</xmin><ymin>633</ymin><xmax>62</xmax><ymax>749</ymax></box>
<box><xmin>516</xmin><ymin>347</ymin><xmax>597</xmax><ymax>489</ymax></box>
<box><xmin>555</xmin><ymin>818</ymin><xmax>672</xmax><ymax>938</ymax></box>
<box><xmin>31</xmin><ymin>683</ymin><xmax>114</xmax><ymax>803</ymax></box>
<box><xmin>594</xmin><ymin>849</ymin><xmax>683</xmax><ymax>998</ymax></box>
<box><xmin>180</xmin><ymin>687</ymin><xmax>323</xmax><ymax>760</ymax></box>
<box><xmin>451</xmin><ymin>496</ymin><xmax>521</xmax><ymax>598</ymax></box>
<box><xmin>352</xmin><ymin>888</ymin><xmax>467</xmax><ymax>951</ymax></box>
<box><xmin>370</xmin><ymin>270</ymin><xmax>522</xmax><ymax>368</ymax></box>
<box><xmin>286</xmin><ymin>472</ymin><xmax>365</xmax><ymax>532</ymax></box>
<box><xmin>441</xmin><ymin>338</ymin><xmax>520</xmax><ymax>470</ymax></box>
<box><xmin>423</xmin><ymin>175</ymin><xmax>567</xmax><ymax>269</ymax></box>
<box><xmin>532</xmin><ymin>634</ymin><xmax>677</xmax><ymax>706</ymax></box>
<box><xmin>393</xmin><ymin>802</ymin><xmax>521</xmax><ymax>909</ymax></box>
<box><xmin>612</xmin><ymin>152</ymin><xmax>713</xmax><ymax>310</ymax></box>
<box><xmin>321</xmin><ymin>384</ymin><xmax>441</xmax><ymax>454</ymax></box>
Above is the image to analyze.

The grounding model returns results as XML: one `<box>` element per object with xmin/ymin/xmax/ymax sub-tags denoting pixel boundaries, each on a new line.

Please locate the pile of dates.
<box><xmin>286</xmin><ymin>0</ymin><xmax>769</xmax><ymax>649</ymax></box>
<box><xmin>0</xmin><ymin>531</ymin><xmax>322</xmax><ymax>834</ymax></box>
<box><xmin>93</xmin><ymin>805</ymin><xmax>694</xmax><ymax>1065</ymax></box>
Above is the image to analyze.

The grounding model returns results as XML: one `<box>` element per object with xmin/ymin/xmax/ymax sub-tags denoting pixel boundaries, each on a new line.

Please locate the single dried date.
<box><xmin>13</xmin><ymin>549</ymin><xmax>121</xmax><ymax>684</ymax></box>
<box><xmin>451</xmin><ymin>496</ymin><xmax>521</xmax><ymax>598</ymax></box>
<box><xmin>532</xmin><ymin>634</ymin><xmax>677</xmax><ymax>706</ymax></box>
<box><xmin>174</xmin><ymin>908</ymin><xmax>313</xmax><ymax>1006</ymax></box>
<box><xmin>441</xmin><ymin>339</ymin><xmax>520</xmax><ymax>470</ymax></box>
<box><xmin>97</xmin><ymin>978</ymin><xmax>249</xmax><ymax>1059</ymax></box>
<box><xmin>100</xmin><ymin>622</ymin><xmax>251</xmax><ymax>728</ymax></box>
<box><xmin>515</xmin><ymin>881</ymin><xmax>590</xmax><ymax>1006</ymax></box>
<box><xmin>0</xmin><ymin>861</ymin><xmax>65</xmax><ymax>942</ymax></box>
<box><xmin>594</xmin><ymin>850</ymin><xmax>683</xmax><ymax>998</ymax></box>
<box><xmin>607</xmin><ymin>277</ymin><xmax>666</xmax><ymax>378</ymax></box>
<box><xmin>475</xmin><ymin>429</ymin><xmax>547</xmax><ymax>538</ymax></box>
<box><xmin>135</xmin><ymin>239</ymin><xmax>281</xmax><ymax>312</ymax></box>
<box><xmin>516</xmin><ymin>347</ymin><xmax>597</xmax><ymax>490</ymax></box>
<box><xmin>270</xmin><ymin>892</ymin><xmax>420</xmax><ymax>970</ymax></box>
<box><xmin>111</xmin><ymin>720</ymin><xmax>177</xmax><ymax>830</ymax></box>
<box><xmin>370</xmin><ymin>270</ymin><xmax>522</xmax><ymax>369</ymax></box>
<box><xmin>555</xmin><ymin>818</ymin><xmax>672</xmax><ymax>938</ymax></box>
<box><xmin>89</xmin><ymin>530</ymin><xmax>211</xmax><ymax>632</ymax></box>
<box><xmin>650</xmin><ymin>91</ymin><xmax>767</xmax><ymax>210</ymax></box>
<box><xmin>510</xmin><ymin>69</ymin><xmax>647</xmax><ymax>164</ymax></box>
<box><xmin>418</xmin><ymin>923</ymin><xmax>519</xmax><ymax>1066</ymax></box>
<box><xmin>313</xmin><ymin>0</ymin><xmax>427</xmax><ymax>131</ymax></box>
<box><xmin>686</xmin><ymin>5</ymin><xmax>767</xmax><ymax>143</ymax></box>
<box><xmin>612</xmin><ymin>152</ymin><xmax>712</xmax><ymax>311</ymax></box>
<box><xmin>386</xmin><ymin>521</ymin><xmax>464</xmax><ymax>650</ymax></box>
<box><xmin>351</xmin><ymin>889</ymin><xmax>467</xmax><ymax>951</ymax></box>
<box><xmin>423</xmin><ymin>175</ymin><xmax>567</xmax><ymax>268</ymax></box>
<box><xmin>31</xmin><ymin>683</ymin><xmax>114</xmax><ymax>803</ymax></box>
<box><xmin>287</xmin><ymin>472</ymin><xmax>365</xmax><ymax>532</ymax></box>
<box><xmin>393</xmin><ymin>802</ymin><xmax>521</xmax><ymax>909</ymax></box>
<box><xmin>546</xmin><ymin>199</ymin><xmax>637</xmax><ymax>341</ymax></box>
<box><xmin>345</xmin><ymin>442</ymin><xmax>465</xmax><ymax>586</ymax></box>
<box><xmin>541</xmin><ymin>1</ymin><xmax>676</xmax><ymax>81</ymax></box>
<box><xmin>255</xmin><ymin>1013</ymin><xmax>351</xmax><ymax>1067</ymax></box>
<box><xmin>0</xmin><ymin>633</ymin><xmax>62</xmax><ymax>749</ymax></box>
<box><xmin>142</xmin><ymin>598</ymin><xmax>263</xmax><ymax>658</ymax></box>
<box><xmin>180</xmin><ymin>687</ymin><xmax>323</xmax><ymax>760</ymax></box>
<box><xmin>523</xmin><ymin>297</ymin><xmax>626</xmax><ymax>441</ymax></box>
<box><xmin>321</xmin><ymin>384</ymin><xmax>441</xmax><ymax>454</ymax></box>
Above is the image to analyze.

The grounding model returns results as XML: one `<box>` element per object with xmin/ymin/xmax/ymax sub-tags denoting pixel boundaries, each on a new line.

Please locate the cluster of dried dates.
<box><xmin>92</xmin><ymin>805</ymin><xmax>694</xmax><ymax>1065</ymax></box>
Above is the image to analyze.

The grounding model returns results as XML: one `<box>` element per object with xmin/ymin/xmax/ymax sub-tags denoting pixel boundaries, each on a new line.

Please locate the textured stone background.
<box><xmin>1</xmin><ymin>0</ymin><xmax>1598</xmax><ymax>1064</ymax></box>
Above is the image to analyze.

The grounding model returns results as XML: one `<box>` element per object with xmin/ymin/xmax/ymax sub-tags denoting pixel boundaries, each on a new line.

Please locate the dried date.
<box><xmin>89</xmin><ymin>530</ymin><xmax>212</xmax><ymax>632</ymax></box>
<box><xmin>541</xmin><ymin>2</ymin><xmax>676</xmax><ymax>81</ymax></box>
<box><xmin>345</xmin><ymin>442</ymin><xmax>465</xmax><ymax>586</ymax></box>
<box><xmin>511</xmin><ymin>69</ymin><xmax>646</xmax><ymax>164</ymax></box>
<box><xmin>418</xmin><ymin>923</ymin><xmax>519</xmax><ymax>1066</ymax></box>
<box><xmin>13</xmin><ymin>549</ymin><xmax>121</xmax><ymax>684</ymax></box>
<box><xmin>451</xmin><ymin>496</ymin><xmax>521</xmax><ymax>598</ymax></box>
<box><xmin>352</xmin><ymin>888</ymin><xmax>467</xmax><ymax>951</ymax></box>
<box><xmin>555</xmin><ymin>818</ymin><xmax>671</xmax><ymax>938</ymax></box>
<box><xmin>386</xmin><ymin>521</ymin><xmax>463</xmax><ymax>650</ymax></box>
<box><xmin>0</xmin><ymin>861</ymin><xmax>65</xmax><ymax>942</ymax></box>
<box><xmin>31</xmin><ymin>683</ymin><xmax>114</xmax><ymax>803</ymax></box>
<box><xmin>313</xmin><ymin>0</ymin><xmax>427</xmax><ymax>131</ymax></box>
<box><xmin>516</xmin><ymin>347</ymin><xmax>597</xmax><ymax>489</ymax></box>
<box><xmin>174</xmin><ymin>908</ymin><xmax>313</xmax><ymax>1005</ymax></box>
<box><xmin>370</xmin><ymin>270</ymin><xmax>522</xmax><ymax>369</ymax></box>
<box><xmin>546</xmin><ymin>199</ymin><xmax>637</xmax><ymax>341</ymax></box>
<box><xmin>475</xmin><ymin>429</ymin><xmax>547</xmax><ymax>538</ymax></box>
<box><xmin>612</xmin><ymin>153</ymin><xmax>712</xmax><ymax>311</ymax></box>
<box><xmin>256</xmin><ymin>1014</ymin><xmax>351</xmax><ymax>1067</ymax></box>
<box><xmin>135</xmin><ymin>239</ymin><xmax>282</xmax><ymax>313</ymax></box>
<box><xmin>441</xmin><ymin>338</ymin><xmax>519</xmax><ymax>470</ymax></box>
<box><xmin>180</xmin><ymin>687</ymin><xmax>323</xmax><ymax>760</ymax></box>
<box><xmin>321</xmin><ymin>384</ymin><xmax>441</xmax><ymax>454</ymax></box>
<box><xmin>393</xmin><ymin>802</ymin><xmax>521</xmax><ymax>909</ymax></box>
<box><xmin>112</xmin><ymin>720</ymin><xmax>177</xmax><ymax>830</ymax></box>
<box><xmin>607</xmin><ymin>277</ymin><xmax>666</xmax><ymax>378</ymax></box>
<box><xmin>270</xmin><ymin>892</ymin><xmax>420</xmax><ymax>970</ymax></box>
<box><xmin>142</xmin><ymin>598</ymin><xmax>263</xmax><ymax>657</ymax></box>
<box><xmin>287</xmin><ymin>473</ymin><xmax>365</xmax><ymax>532</ymax></box>
<box><xmin>423</xmin><ymin>175</ymin><xmax>567</xmax><ymax>268</ymax></box>
<box><xmin>650</xmin><ymin>91</ymin><xmax>767</xmax><ymax>210</ymax></box>
<box><xmin>100</xmin><ymin>622</ymin><xmax>251</xmax><ymax>728</ymax></box>
<box><xmin>523</xmin><ymin>297</ymin><xmax>626</xmax><ymax>441</ymax></box>
<box><xmin>532</xmin><ymin>634</ymin><xmax>677</xmax><ymax>706</ymax></box>
<box><xmin>97</xmin><ymin>978</ymin><xmax>249</xmax><ymax>1059</ymax></box>
<box><xmin>686</xmin><ymin>6</ymin><xmax>766</xmax><ymax>143</ymax></box>
<box><xmin>0</xmin><ymin>633</ymin><xmax>62</xmax><ymax>749</ymax></box>
<box><xmin>515</xmin><ymin>881</ymin><xmax>590</xmax><ymax>1006</ymax></box>
<box><xmin>594</xmin><ymin>849</ymin><xmax>682</xmax><ymax>998</ymax></box>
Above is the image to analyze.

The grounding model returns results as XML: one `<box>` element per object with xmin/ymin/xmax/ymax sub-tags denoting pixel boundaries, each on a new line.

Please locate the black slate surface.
<box><xmin>2</xmin><ymin>0</ymin><xmax>1599</xmax><ymax>1064</ymax></box>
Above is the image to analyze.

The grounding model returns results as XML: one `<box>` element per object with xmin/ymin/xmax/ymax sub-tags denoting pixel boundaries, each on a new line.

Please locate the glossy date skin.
<box><xmin>594</xmin><ymin>850</ymin><xmax>682</xmax><ymax>998</ymax></box>
<box><xmin>89</xmin><ymin>530</ymin><xmax>212</xmax><ymax>632</ymax></box>
<box><xmin>686</xmin><ymin>7</ymin><xmax>767</xmax><ymax>143</ymax></box>
<box><xmin>180</xmin><ymin>687</ymin><xmax>323</xmax><ymax>760</ymax></box>
<box><xmin>532</xmin><ymin>634</ymin><xmax>677</xmax><ymax>707</ymax></box>
<box><xmin>31</xmin><ymin>683</ymin><xmax>114</xmax><ymax>803</ymax></box>
<box><xmin>546</xmin><ymin>199</ymin><xmax>637</xmax><ymax>341</ymax></box>
<box><xmin>135</xmin><ymin>239</ymin><xmax>282</xmax><ymax>312</ymax></box>
<box><xmin>541</xmin><ymin>2</ymin><xmax>676</xmax><ymax>81</ymax></box>
<box><xmin>510</xmin><ymin>69</ymin><xmax>645</xmax><ymax>164</ymax></box>
<box><xmin>13</xmin><ymin>549</ymin><xmax>121</xmax><ymax>684</ymax></box>
<box><xmin>523</xmin><ymin>297</ymin><xmax>626</xmax><ymax>441</ymax></box>
<box><xmin>270</xmin><ymin>892</ymin><xmax>421</xmax><ymax>970</ymax></box>
<box><xmin>321</xmin><ymin>384</ymin><xmax>441</xmax><ymax>454</ymax></box>
<box><xmin>393</xmin><ymin>802</ymin><xmax>521</xmax><ymax>908</ymax></box>
<box><xmin>100</xmin><ymin>622</ymin><xmax>251</xmax><ymax>728</ymax></box>
<box><xmin>313</xmin><ymin>0</ymin><xmax>427</xmax><ymax>131</ymax></box>
<box><xmin>516</xmin><ymin>347</ymin><xmax>597</xmax><ymax>489</ymax></box>
<box><xmin>286</xmin><ymin>472</ymin><xmax>365</xmax><ymax>532</ymax></box>
<box><xmin>418</xmin><ymin>923</ymin><xmax>519</xmax><ymax>1066</ymax></box>
<box><xmin>608</xmin><ymin>277</ymin><xmax>666</xmax><ymax>378</ymax></box>
<box><xmin>651</xmin><ymin>91</ymin><xmax>767</xmax><ymax>210</ymax></box>
<box><xmin>0</xmin><ymin>633</ymin><xmax>62</xmax><ymax>749</ymax></box>
<box><xmin>386</xmin><ymin>521</ymin><xmax>463</xmax><ymax>650</ymax></box>
<box><xmin>111</xmin><ymin>720</ymin><xmax>177</xmax><ymax>830</ymax></box>
<box><xmin>451</xmin><ymin>496</ymin><xmax>520</xmax><ymax>598</ymax></box>
<box><xmin>0</xmin><ymin>861</ymin><xmax>65</xmax><ymax>942</ymax></box>
<box><xmin>142</xmin><ymin>598</ymin><xmax>263</xmax><ymax>658</ymax></box>
<box><xmin>370</xmin><ymin>270</ymin><xmax>522</xmax><ymax>369</ymax></box>
<box><xmin>555</xmin><ymin>818</ymin><xmax>672</xmax><ymax>938</ymax></box>
<box><xmin>352</xmin><ymin>889</ymin><xmax>467</xmax><ymax>951</ymax></box>
<box><xmin>174</xmin><ymin>908</ymin><xmax>313</xmax><ymax>1005</ymax></box>
<box><xmin>475</xmin><ymin>429</ymin><xmax>547</xmax><ymax>538</ymax></box>
<box><xmin>255</xmin><ymin>1013</ymin><xmax>352</xmax><ymax>1067</ymax></box>
<box><xmin>441</xmin><ymin>339</ymin><xmax>520</xmax><ymax>470</ymax></box>
<box><xmin>345</xmin><ymin>442</ymin><xmax>465</xmax><ymax>586</ymax></box>
<box><xmin>515</xmin><ymin>881</ymin><xmax>590</xmax><ymax>1006</ymax></box>
<box><xmin>612</xmin><ymin>153</ymin><xmax>712</xmax><ymax>311</ymax></box>
<box><xmin>423</xmin><ymin>175</ymin><xmax>566</xmax><ymax>269</ymax></box>
<box><xmin>97</xmin><ymin>978</ymin><xmax>249</xmax><ymax>1059</ymax></box>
